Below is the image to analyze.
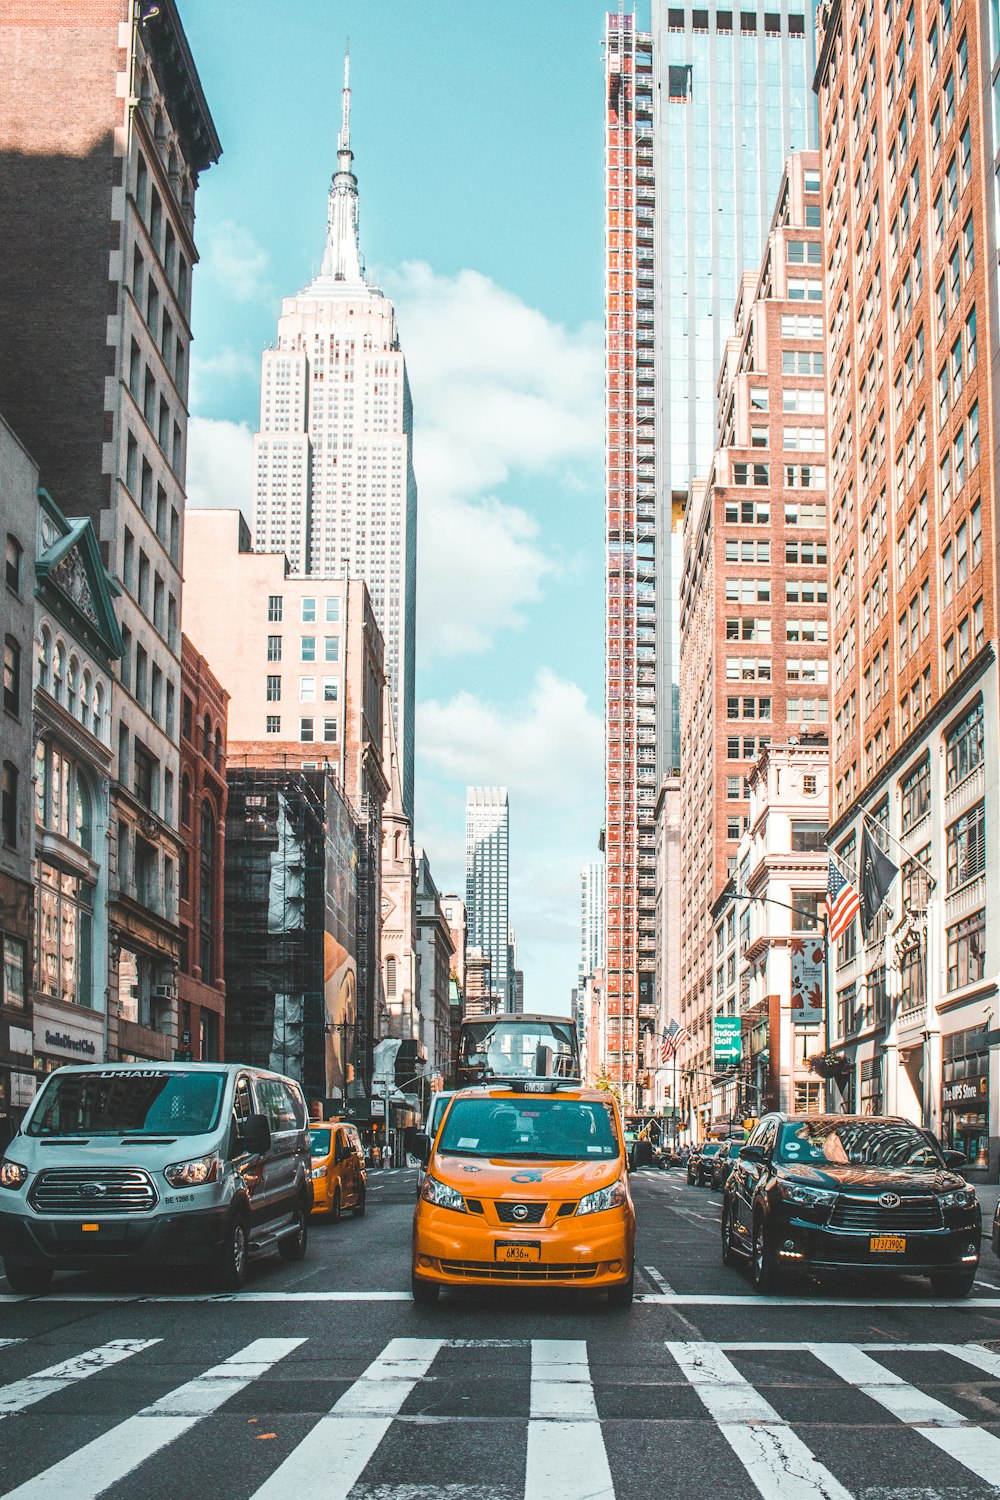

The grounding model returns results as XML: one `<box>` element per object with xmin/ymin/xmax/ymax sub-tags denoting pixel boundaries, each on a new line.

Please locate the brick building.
<box><xmin>178</xmin><ymin>636</ymin><xmax>228</xmax><ymax>1062</ymax></box>
<box><xmin>816</xmin><ymin>0</ymin><xmax>1000</xmax><ymax>1177</ymax></box>
<box><xmin>0</xmin><ymin>1</ymin><xmax>221</xmax><ymax>1063</ymax></box>
<box><xmin>679</xmin><ymin>153</ymin><xmax>829</xmax><ymax>1131</ymax></box>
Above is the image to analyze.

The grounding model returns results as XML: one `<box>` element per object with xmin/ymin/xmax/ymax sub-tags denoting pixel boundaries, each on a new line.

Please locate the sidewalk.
<box><xmin>977</xmin><ymin>1182</ymin><xmax>998</xmax><ymax>1242</ymax></box>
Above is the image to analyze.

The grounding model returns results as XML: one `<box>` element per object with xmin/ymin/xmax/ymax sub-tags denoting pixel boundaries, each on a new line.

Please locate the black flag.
<box><xmin>860</xmin><ymin>825</ymin><xmax>898</xmax><ymax>937</ymax></box>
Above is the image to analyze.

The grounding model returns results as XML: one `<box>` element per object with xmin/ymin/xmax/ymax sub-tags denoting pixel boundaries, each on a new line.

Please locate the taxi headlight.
<box><xmin>420</xmin><ymin>1174</ymin><xmax>466</xmax><ymax>1213</ymax></box>
<box><xmin>164</xmin><ymin>1153</ymin><xmax>219</xmax><ymax>1188</ymax></box>
<box><xmin>0</xmin><ymin>1160</ymin><xmax>28</xmax><ymax>1190</ymax></box>
<box><xmin>311</xmin><ymin>1166</ymin><xmax>326</xmax><ymax>1180</ymax></box>
<box><xmin>939</xmin><ymin>1187</ymin><xmax>977</xmax><ymax>1209</ymax></box>
<box><xmin>776</xmin><ymin>1181</ymin><xmax>837</xmax><ymax>1207</ymax></box>
<box><xmin>576</xmin><ymin>1178</ymin><xmax>627</xmax><ymax>1216</ymax></box>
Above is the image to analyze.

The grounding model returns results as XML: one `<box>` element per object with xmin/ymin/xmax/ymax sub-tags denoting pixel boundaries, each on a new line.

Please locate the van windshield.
<box><xmin>27</xmin><ymin>1071</ymin><xmax>226</xmax><ymax>1138</ymax></box>
<box><xmin>436</xmin><ymin>1097</ymin><xmax>620</xmax><ymax>1161</ymax></box>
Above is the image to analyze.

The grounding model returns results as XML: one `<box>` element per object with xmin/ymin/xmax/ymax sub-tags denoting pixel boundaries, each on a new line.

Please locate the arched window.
<box><xmin>214</xmin><ymin>727</ymin><xmax>223</xmax><ymax>771</ymax></box>
<box><xmin>38</xmin><ymin>625</ymin><xmax>51</xmax><ymax>693</ymax></box>
<box><xmin>393</xmin><ymin>830</ymin><xmax>402</xmax><ymax>861</ymax></box>
<box><xmin>199</xmin><ymin>801</ymin><xmax>214</xmax><ymax>979</ymax></box>
<box><xmin>75</xmin><ymin>772</ymin><xmax>93</xmax><ymax>854</ymax></box>
<box><xmin>52</xmin><ymin>639</ymin><xmax>65</xmax><ymax>702</ymax></box>
<box><xmin>386</xmin><ymin>956</ymin><xmax>397</xmax><ymax>998</ymax></box>
<box><xmin>67</xmin><ymin>655</ymin><xmax>80</xmax><ymax>717</ymax></box>
<box><xmin>81</xmin><ymin>670</ymin><xmax>93</xmax><ymax>732</ymax></box>
<box><xmin>180</xmin><ymin>773</ymin><xmax>192</xmax><ymax>827</ymax></box>
<box><xmin>202</xmin><ymin>713</ymin><xmax>211</xmax><ymax>760</ymax></box>
<box><xmin>93</xmin><ymin>682</ymin><xmax>105</xmax><ymax>742</ymax></box>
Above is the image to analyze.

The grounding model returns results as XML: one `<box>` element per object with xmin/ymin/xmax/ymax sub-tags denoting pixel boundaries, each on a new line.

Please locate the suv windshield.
<box><xmin>28</xmin><ymin>1070</ymin><xmax>226</xmax><ymax>1138</ymax></box>
<box><xmin>701</xmin><ymin>1143</ymin><xmax>723</xmax><ymax>1157</ymax></box>
<box><xmin>437</xmin><ymin>1097</ymin><xmax>620</xmax><ymax>1161</ymax></box>
<box><xmin>776</xmin><ymin>1119</ymin><xmax>943</xmax><ymax>1170</ymax></box>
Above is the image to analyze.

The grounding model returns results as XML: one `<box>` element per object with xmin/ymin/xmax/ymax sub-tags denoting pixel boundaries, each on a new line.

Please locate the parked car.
<box><xmin>721</xmin><ymin>1112</ymin><xmax>980</xmax><ymax>1296</ymax></box>
<box><xmin>0</xmin><ymin>1062</ymin><xmax>313</xmax><ymax>1294</ymax></box>
<box><xmin>688</xmin><ymin>1141</ymin><xmax>723</xmax><ymax>1186</ymax></box>
<box><xmin>711</xmin><ymin>1140</ymin><xmax>744</xmax><ymax>1192</ymax></box>
<box><xmin>309</xmin><ymin>1120</ymin><xmax>366</xmax><ymax>1220</ymax></box>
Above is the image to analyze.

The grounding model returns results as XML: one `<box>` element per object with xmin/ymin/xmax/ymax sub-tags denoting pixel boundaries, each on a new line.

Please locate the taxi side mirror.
<box><xmin>414</xmin><ymin>1133</ymin><xmax>431</xmax><ymax>1165</ymax></box>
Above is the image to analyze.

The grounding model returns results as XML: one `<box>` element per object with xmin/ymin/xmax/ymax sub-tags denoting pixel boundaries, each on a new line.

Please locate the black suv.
<box><xmin>687</xmin><ymin>1141</ymin><xmax>723</xmax><ymax>1186</ymax></box>
<box><xmin>721</xmin><ymin>1112</ymin><xmax>980</xmax><ymax>1296</ymax></box>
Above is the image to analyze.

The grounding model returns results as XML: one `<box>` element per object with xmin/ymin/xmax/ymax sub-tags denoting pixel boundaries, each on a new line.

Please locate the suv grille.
<box><xmin>494</xmin><ymin>1201</ymin><xmax>547</xmax><ymax>1224</ymax></box>
<box><xmin>29</xmin><ymin>1168</ymin><xmax>158</xmax><ymax>1215</ymax></box>
<box><xmin>828</xmin><ymin>1195</ymin><xmax>942</xmax><ymax>1233</ymax></box>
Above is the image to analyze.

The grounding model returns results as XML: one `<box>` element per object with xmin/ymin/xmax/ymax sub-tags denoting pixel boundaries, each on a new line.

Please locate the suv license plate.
<box><xmin>870</xmin><ymin>1235</ymin><xmax>906</xmax><ymax>1253</ymax></box>
<box><xmin>495</xmin><ymin>1241</ymin><xmax>541</xmax><ymax>1263</ymax></box>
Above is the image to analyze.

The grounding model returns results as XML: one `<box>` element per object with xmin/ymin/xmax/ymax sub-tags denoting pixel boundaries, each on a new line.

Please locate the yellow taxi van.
<box><xmin>309</xmin><ymin>1120</ymin><xmax>366</xmax><ymax>1220</ymax></box>
<box><xmin>411</xmin><ymin>1081</ymin><xmax>635</xmax><ymax>1303</ymax></box>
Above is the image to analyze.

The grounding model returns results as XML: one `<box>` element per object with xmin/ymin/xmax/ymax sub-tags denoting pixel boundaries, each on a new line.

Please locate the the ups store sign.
<box><xmin>942</xmin><ymin>1074</ymin><xmax>988</xmax><ymax>1108</ymax></box>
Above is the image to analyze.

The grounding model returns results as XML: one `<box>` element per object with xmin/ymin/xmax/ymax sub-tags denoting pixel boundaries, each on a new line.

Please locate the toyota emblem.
<box><xmin>511</xmin><ymin>1204</ymin><xmax>529</xmax><ymax>1221</ymax></box>
<box><xmin>878</xmin><ymin>1192</ymin><xmax>901</xmax><ymax>1209</ymax></box>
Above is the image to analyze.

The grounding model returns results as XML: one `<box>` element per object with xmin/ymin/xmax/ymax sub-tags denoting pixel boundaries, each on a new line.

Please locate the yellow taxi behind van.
<box><xmin>309</xmin><ymin>1121</ymin><xmax>366</xmax><ymax>1220</ymax></box>
<box><xmin>411</xmin><ymin>1082</ymin><xmax>635</xmax><ymax>1303</ymax></box>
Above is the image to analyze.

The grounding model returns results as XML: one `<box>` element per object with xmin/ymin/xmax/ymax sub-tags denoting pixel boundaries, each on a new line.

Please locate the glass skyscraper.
<box><xmin>650</xmin><ymin>2</ymin><xmax>819</xmax><ymax>769</ymax></box>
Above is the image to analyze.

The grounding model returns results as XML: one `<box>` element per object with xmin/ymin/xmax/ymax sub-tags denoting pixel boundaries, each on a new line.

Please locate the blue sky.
<box><xmin>182</xmin><ymin>0</ymin><xmax>620</xmax><ymax>1008</ymax></box>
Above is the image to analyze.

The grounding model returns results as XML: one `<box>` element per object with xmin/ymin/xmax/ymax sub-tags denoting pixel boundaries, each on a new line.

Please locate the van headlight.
<box><xmin>164</xmin><ymin>1153</ymin><xmax>219</xmax><ymax>1187</ymax></box>
<box><xmin>939</xmin><ymin>1187</ymin><xmax>977</xmax><ymax>1209</ymax></box>
<box><xmin>0</xmin><ymin>1160</ymin><xmax>28</xmax><ymax>1190</ymax></box>
<box><xmin>420</xmin><ymin>1174</ymin><xmax>466</xmax><ymax>1213</ymax></box>
<box><xmin>576</xmin><ymin>1178</ymin><xmax>627</xmax><ymax>1216</ymax></box>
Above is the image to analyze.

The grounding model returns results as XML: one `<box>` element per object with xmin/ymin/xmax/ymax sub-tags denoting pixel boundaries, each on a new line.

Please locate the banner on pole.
<box><xmin>790</xmin><ymin>935</ymin><xmax>825</xmax><ymax>1016</ymax></box>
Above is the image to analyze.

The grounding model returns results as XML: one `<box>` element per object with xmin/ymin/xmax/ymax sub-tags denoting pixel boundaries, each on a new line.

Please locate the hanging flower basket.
<box><xmin>807</xmin><ymin>1051</ymin><xmax>852</xmax><ymax>1081</ymax></box>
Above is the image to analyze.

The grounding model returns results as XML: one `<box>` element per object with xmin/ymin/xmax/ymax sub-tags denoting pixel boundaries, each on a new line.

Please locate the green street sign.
<box><xmin>713</xmin><ymin>1015</ymin><xmax>742</xmax><ymax>1067</ymax></box>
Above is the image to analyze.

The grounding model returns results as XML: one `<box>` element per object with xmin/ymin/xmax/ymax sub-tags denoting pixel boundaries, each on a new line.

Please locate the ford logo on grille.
<box><xmin>511</xmin><ymin>1204</ymin><xmax>529</xmax><ymax>1221</ymax></box>
<box><xmin>878</xmin><ymin>1192</ymin><xmax>901</xmax><ymax>1209</ymax></box>
<box><xmin>77</xmin><ymin>1182</ymin><xmax>108</xmax><ymax>1198</ymax></box>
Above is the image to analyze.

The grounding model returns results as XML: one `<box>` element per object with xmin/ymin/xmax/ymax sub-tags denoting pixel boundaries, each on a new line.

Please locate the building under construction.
<box><xmin>224</xmin><ymin>762</ymin><xmax>380</xmax><ymax>1114</ymax></box>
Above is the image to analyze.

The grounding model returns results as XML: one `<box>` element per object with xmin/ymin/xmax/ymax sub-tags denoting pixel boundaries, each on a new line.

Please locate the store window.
<box><xmin>942</xmin><ymin>1025</ymin><xmax>989</xmax><ymax>1167</ymax></box>
<box><xmin>860</xmin><ymin>1057</ymin><xmax>882</xmax><ymax>1115</ymax></box>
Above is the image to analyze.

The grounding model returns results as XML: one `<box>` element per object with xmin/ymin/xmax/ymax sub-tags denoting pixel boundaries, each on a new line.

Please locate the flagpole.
<box><xmin>861</xmin><ymin>809</ymin><xmax>937</xmax><ymax>890</ymax></box>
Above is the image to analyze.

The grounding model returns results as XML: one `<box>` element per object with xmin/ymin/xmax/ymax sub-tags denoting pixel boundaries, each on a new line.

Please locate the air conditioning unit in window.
<box><xmin>154</xmin><ymin>983</ymin><xmax>176</xmax><ymax>1000</ymax></box>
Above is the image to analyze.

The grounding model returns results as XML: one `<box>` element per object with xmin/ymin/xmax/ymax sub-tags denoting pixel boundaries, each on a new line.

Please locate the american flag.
<box><xmin>660</xmin><ymin>1019</ymin><xmax>691</xmax><ymax>1062</ymax></box>
<box><xmin>826</xmin><ymin>859</ymin><xmax>861</xmax><ymax>942</ymax></box>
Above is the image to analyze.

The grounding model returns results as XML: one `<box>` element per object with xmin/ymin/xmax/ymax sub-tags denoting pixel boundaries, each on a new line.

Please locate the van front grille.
<box><xmin>494</xmin><ymin>1201</ymin><xmax>547</xmax><ymax>1224</ymax></box>
<box><xmin>28</xmin><ymin>1168</ymin><xmax>158</xmax><ymax>1215</ymax></box>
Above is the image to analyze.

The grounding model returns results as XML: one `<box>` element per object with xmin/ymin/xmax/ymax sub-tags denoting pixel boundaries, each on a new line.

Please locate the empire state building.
<box><xmin>251</xmin><ymin>53</ymin><xmax>417</xmax><ymax>816</ymax></box>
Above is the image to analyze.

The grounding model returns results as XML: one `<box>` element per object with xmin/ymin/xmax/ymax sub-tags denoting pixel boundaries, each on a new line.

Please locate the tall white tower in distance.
<box><xmin>251</xmin><ymin>50</ymin><xmax>417</xmax><ymax>815</ymax></box>
<box><xmin>465</xmin><ymin>788</ymin><xmax>511</xmax><ymax>1013</ymax></box>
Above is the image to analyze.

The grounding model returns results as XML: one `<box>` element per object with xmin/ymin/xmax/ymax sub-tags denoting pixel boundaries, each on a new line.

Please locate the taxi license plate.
<box><xmin>495</xmin><ymin>1241</ymin><xmax>541</xmax><ymax>1263</ymax></box>
<box><xmin>870</xmin><ymin>1235</ymin><xmax>906</xmax><ymax>1253</ymax></box>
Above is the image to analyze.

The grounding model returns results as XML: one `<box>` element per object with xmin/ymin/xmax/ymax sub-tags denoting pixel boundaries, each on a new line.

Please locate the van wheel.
<box><xmin>411</xmin><ymin>1271</ymin><xmax>440</xmax><ymax>1304</ymax></box>
<box><xmin>214</xmin><ymin>1211</ymin><xmax>250</xmax><ymax>1290</ymax></box>
<box><xmin>4</xmin><ymin>1259</ymin><xmax>53</xmax><ymax>1296</ymax></box>
<box><xmin>929</xmin><ymin>1267</ymin><xmax>977</xmax><ymax>1297</ymax></box>
<box><xmin>607</xmin><ymin>1266</ymin><xmax>635</xmax><ymax>1307</ymax></box>
<box><xmin>329</xmin><ymin>1190</ymin><xmax>342</xmax><ymax>1223</ymax></box>
<box><xmin>351</xmin><ymin>1188</ymin><xmax>366</xmax><ymax>1218</ymax></box>
<box><xmin>279</xmin><ymin>1203</ymin><xmax>309</xmax><ymax>1263</ymax></box>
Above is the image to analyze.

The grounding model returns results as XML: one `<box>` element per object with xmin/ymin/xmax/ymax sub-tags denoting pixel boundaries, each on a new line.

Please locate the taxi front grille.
<box><xmin>494</xmin><ymin>1201</ymin><xmax>547</xmax><ymax>1224</ymax></box>
<box><xmin>439</xmin><ymin>1260</ymin><xmax>600</xmax><ymax>1282</ymax></box>
<box><xmin>28</xmin><ymin>1168</ymin><xmax>158</xmax><ymax>1215</ymax></box>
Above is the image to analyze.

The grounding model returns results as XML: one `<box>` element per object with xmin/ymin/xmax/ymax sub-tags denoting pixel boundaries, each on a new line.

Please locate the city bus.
<box><xmin>454</xmin><ymin>1013</ymin><xmax>580</xmax><ymax>1089</ymax></box>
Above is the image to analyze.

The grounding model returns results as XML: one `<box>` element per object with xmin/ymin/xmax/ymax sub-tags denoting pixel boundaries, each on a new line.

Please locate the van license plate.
<box><xmin>495</xmin><ymin>1241</ymin><xmax>541</xmax><ymax>1263</ymax></box>
<box><xmin>870</xmin><ymin>1235</ymin><xmax>906</xmax><ymax>1253</ymax></box>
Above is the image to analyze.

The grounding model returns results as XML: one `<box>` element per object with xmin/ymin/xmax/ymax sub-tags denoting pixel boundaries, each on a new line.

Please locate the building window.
<box><xmin>899</xmin><ymin>757</ymin><xmax>930</xmax><ymax>831</ymax></box>
<box><xmin>199</xmin><ymin>802</ymin><xmax>214</xmax><ymax>980</ymax></box>
<box><xmin>791</xmin><ymin>892</ymin><xmax>820</xmax><ymax>930</ymax></box>
<box><xmin>300</xmin><ymin>677</ymin><xmax>316</xmax><ymax>702</ymax></box>
<box><xmin>386</xmin><ymin>955</ymin><xmax>397</xmax><ymax>997</ymax></box>
<box><xmin>945</xmin><ymin>701</ymin><xmax>984</xmax><ymax>789</ymax></box>
<box><xmin>300</xmin><ymin>717</ymin><xmax>314</xmax><ymax>742</ymax></box>
<box><xmin>301</xmin><ymin>597</ymin><xmax>316</xmax><ymax>623</ymax></box>
<box><xmin>266</xmin><ymin>715</ymin><xmax>281</xmax><ymax>734</ymax></box>
<box><xmin>324</xmin><ymin>636</ymin><xmax>340</xmax><ymax>663</ymax></box>
<box><xmin>946</xmin><ymin>910</ymin><xmax>985</xmax><ymax>990</ymax></box>
<box><xmin>133</xmin><ymin>744</ymin><xmax>156</xmax><ymax>811</ymax></box>
<box><xmin>324</xmin><ymin>597</ymin><xmax>340</xmax><ymax>623</ymax></box>
<box><xmin>3</xmin><ymin>636</ymin><xmax>20</xmax><ymax>715</ymax></box>
<box><xmin>1</xmin><ymin>761</ymin><xmax>17</xmax><ymax>847</ymax></box>
<box><xmin>301</xmin><ymin>637</ymin><xmax>316</xmax><ymax>662</ymax></box>
<box><xmin>267</xmin><ymin>635</ymin><xmax>282</xmax><ymax>662</ymax></box>
<box><xmin>180</xmin><ymin>773</ymin><xmax>192</xmax><ymax>827</ymax></box>
<box><xmin>323</xmin><ymin>718</ymin><xmax>338</xmax><ymax>743</ymax></box>
<box><xmin>36</xmin><ymin>860</ymin><xmax>94</xmax><ymax>1008</ymax></box>
<box><xmin>266</xmin><ymin>675</ymin><xmax>281</xmax><ymax>702</ymax></box>
<box><xmin>267</xmin><ymin>595</ymin><xmax>283</xmax><ymax>623</ymax></box>
<box><xmin>790</xmin><ymin>821</ymin><xmax>826</xmax><ymax>852</ymax></box>
<box><xmin>2</xmin><ymin>935</ymin><xmax>26</xmax><ymax>1008</ymax></box>
<box><xmin>946</xmin><ymin>801</ymin><xmax>985</xmax><ymax>891</ymax></box>
<box><xmin>4</xmin><ymin>535</ymin><xmax>22</xmax><ymax>594</ymax></box>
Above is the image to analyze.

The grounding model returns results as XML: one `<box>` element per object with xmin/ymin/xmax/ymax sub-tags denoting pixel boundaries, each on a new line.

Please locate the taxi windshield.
<box><xmin>310</xmin><ymin>1127</ymin><xmax>333</xmax><ymax>1157</ymax></box>
<box><xmin>28</xmin><ymin>1070</ymin><xmax>226</xmax><ymax>1137</ymax></box>
<box><xmin>436</xmin><ymin>1097</ymin><xmax>620</xmax><ymax>1161</ymax></box>
<box><xmin>776</xmin><ymin>1120</ymin><xmax>943</xmax><ymax>1170</ymax></box>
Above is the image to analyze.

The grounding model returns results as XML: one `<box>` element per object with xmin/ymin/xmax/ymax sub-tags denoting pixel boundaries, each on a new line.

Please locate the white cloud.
<box><xmin>382</xmin><ymin>263</ymin><xmax>603</xmax><ymax>660</ymax></box>
<box><xmin>188</xmin><ymin>346</ymin><xmax>257</xmax><ymax>410</ymax></box>
<box><xmin>186</xmin><ymin>417</ymin><xmax>253</xmax><ymax>516</ymax></box>
<box><xmin>201</xmin><ymin>221</ymin><xmax>270</xmax><ymax>302</ymax></box>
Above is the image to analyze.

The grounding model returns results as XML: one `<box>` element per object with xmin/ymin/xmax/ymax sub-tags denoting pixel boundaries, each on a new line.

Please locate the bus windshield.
<box><xmin>456</xmin><ymin>1016</ymin><xmax>579</xmax><ymax>1085</ymax></box>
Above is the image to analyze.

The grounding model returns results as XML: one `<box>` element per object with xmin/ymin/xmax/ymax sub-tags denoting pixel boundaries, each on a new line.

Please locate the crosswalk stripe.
<box><xmin>525</xmin><ymin>1340</ymin><xmax>614</xmax><ymax>1500</ymax></box>
<box><xmin>668</xmin><ymin>1342</ymin><xmax>852</xmax><ymax>1500</ymax></box>
<box><xmin>939</xmin><ymin>1342</ymin><xmax>1000</xmax><ymax>1379</ymax></box>
<box><xmin>249</xmin><ymin>1337</ymin><xmax>442</xmax><ymax>1500</ymax></box>
<box><xmin>0</xmin><ymin>1340</ymin><xmax>158</xmax><ymax>1418</ymax></box>
<box><xmin>810</xmin><ymin>1344</ymin><xmax>1000</xmax><ymax>1488</ymax></box>
<box><xmin>0</xmin><ymin>1337</ymin><xmax>303</xmax><ymax>1500</ymax></box>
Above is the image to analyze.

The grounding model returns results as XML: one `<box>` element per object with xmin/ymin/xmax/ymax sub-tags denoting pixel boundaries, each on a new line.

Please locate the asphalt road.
<box><xmin>1</xmin><ymin>1166</ymin><xmax>1000</xmax><ymax>1499</ymax></box>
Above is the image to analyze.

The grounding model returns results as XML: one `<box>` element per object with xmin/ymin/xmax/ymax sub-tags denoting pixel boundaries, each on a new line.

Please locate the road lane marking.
<box><xmin>643</xmin><ymin>1265</ymin><xmax>675</xmax><ymax>1295</ymax></box>
<box><xmin>0</xmin><ymin>1340</ymin><xmax>158</xmax><ymax>1419</ymax></box>
<box><xmin>5</xmin><ymin>1290</ymin><xmax>1000</xmax><ymax>1307</ymax></box>
<box><xmin>810</xmin><ymin>1344</ymin><xmax>1000</xmax><ymax>1488</ymax></box>
<box><xmin>668</xmin><ymin>1342</ymin><xmax>852</xmax><ymax>1500</ymax></box>
<box><xmin>249</xmin><ymin>1338</ymin><xmax>441</xmax><ymax>1500</ymax></box>
<box><xmin>0</xmin><ymin>1338</ymin><xmax>303</xmax><ymax>1500</ymax></box>
<box><xmin>526</xmin><ymin>1340</ymin><xmax>614</xmax><ymax>1500</ymax></box>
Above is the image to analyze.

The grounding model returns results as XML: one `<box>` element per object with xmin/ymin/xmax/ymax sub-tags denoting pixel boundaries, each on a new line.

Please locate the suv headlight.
<box><xmin>576</xmin><ymin>1178</ymin><xmax>627</xmax><ymax>1216</ymax></box>
<box><xmin>777</xmin><ymin>1180</ymin><xmax>837</xmax><ymax>1207</ymax></box>
<box><xmin>164</xmin><ymin>1153</ymin><xmax>219</xmax><ymax>1188</ymax></box>
<box><xmin>0</xmin><ymin>1160</ymin><xmax>28</xmax><ymax>1190</ymax></box>
<box><xmin>420</xmin><ymin>1174</ymin><xmax>466</xmax><ymax>1213</ymax></box>
<box><xmin>939</xmin><ymin>1187</ymin><xmax>977</xmax><ymax>1209</ymax></box>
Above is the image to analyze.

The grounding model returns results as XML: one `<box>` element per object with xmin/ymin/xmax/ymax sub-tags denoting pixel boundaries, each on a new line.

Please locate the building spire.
<box><xmin>320</xmin><ymin>42</ymin><xmax>364</xmax><ymax>284</ymax></box>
